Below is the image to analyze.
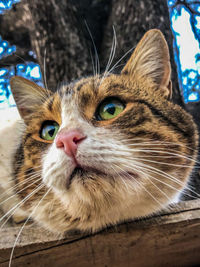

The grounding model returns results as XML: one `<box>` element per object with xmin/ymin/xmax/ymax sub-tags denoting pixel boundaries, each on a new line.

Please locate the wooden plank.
<box><xmin>0</xmin><ymin>199</ymin><xmax>200</xmax><ymax>266</ymax></box>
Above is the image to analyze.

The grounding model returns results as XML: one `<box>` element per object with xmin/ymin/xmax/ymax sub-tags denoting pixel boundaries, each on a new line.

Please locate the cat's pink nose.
<box><xmin>55</xmin><ymin>130</ymin><xmax>86</xmax><ymax>158</ymax></box>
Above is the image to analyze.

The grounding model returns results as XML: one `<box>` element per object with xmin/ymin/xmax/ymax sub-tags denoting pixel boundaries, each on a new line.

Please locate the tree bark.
<box><xmin>0</xmin><ymin>1</ymin><xmax>31</xmax><ymax>48</ymax></box>
<box><xmin>26</xmin><ymin>0</ymin><xmax>93</xmax><ymax>90</ymax></box>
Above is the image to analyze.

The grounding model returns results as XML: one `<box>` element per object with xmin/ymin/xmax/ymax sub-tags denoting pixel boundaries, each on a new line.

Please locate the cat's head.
<box><xmin>10</xmin><ymin>29</ymin><xmax>198</xmax><ymax>233</ymax></box>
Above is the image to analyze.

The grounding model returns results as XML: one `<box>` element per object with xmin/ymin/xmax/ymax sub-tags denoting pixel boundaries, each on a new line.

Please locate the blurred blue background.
<box><xmin>0</xmin><ymin>0</ymin><xmax>199</xmax><ymax>109</ymax></box>
<box><xmin>168</xmin><ymin>0</ymin><xmax>200</xmax><ymax>103</ymax></box>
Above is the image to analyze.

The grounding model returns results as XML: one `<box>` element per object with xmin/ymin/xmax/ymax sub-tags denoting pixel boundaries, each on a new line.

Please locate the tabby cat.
<box><xmin>0</xmin><ymin>29</ymin><xmax>198</xmax><ymax>233</ymax></box>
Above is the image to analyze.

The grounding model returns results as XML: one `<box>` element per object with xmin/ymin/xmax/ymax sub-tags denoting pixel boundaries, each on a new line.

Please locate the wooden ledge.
<box><xmin>0</xmin><ymin>199</ymin><xmax>200</xmax><ymax>266</ymax></box>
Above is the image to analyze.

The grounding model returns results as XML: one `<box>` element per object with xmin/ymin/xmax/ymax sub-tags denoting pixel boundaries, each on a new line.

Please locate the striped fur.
<box><xmin>0</xmin><ymin>29</ymin><xmax>198</xmax><ymax>233</ymax></box>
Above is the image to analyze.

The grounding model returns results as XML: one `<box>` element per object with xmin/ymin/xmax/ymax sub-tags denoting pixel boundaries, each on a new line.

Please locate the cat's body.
<box><xmin>0</xmin><ymin>29</ymin><xmax>198</xmax><ymax>233</ymax></box>
<box><xmin>0</xmin><ymin>119</ymin><xmax>27</xmax><ymax>224</ymax></box>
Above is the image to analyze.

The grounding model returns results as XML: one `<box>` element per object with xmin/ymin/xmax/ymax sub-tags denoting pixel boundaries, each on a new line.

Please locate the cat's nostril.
<box><xmin>73</xmin><ymin>137</ymin><xmax>79</xmax><ymax>144</ymax></box>
<box><xmin>73</xmin><ymin>136</ymin><xmax>85</xmax><ymax>144</ymax></box>
<box><xmin>55</xmin><ymin>130</ymin><xmax>86</xmax><ymax>158</ymax></box>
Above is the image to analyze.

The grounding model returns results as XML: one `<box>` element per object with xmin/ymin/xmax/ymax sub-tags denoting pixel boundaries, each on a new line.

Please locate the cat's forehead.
<box><xmin>59</xmin><ymin>74</ymin><xmax>140</xmax><ymax>104</ymax></box>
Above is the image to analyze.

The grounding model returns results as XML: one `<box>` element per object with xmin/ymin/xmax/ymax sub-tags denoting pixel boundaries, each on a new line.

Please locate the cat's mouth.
<box><xmin>70</xmin><ymin>167</ymin><xmax>84</xmax><ymax>180</ymax></box>
<box><xmin>66</xmin><ymin>166</ymin><xmax>105</xmax><ymax>188</ymax></box>
<box><xmin>66</xmin><ymin>165</ymin><xmax>140</xmax><ymax>188</ymax></box>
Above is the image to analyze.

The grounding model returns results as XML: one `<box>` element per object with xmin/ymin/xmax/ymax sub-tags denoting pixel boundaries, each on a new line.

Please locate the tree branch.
<box><xmin>0</xmin><ymin>48</ymin><xmax>36</xmax><ymax>68</ymax></box>
<box><xmin>0</xmin><ymin>1</ymin><xmax>31</xmax><ymax>49</ymax></box>
<box><xmin>170</xmin><ymin>0</ymin><xmax>200</xmax><ymax>16</ymax></box>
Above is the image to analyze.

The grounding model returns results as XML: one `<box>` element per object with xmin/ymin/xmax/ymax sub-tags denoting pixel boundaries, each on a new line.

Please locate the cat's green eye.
<box><xmin>96</xmin><ymin>98</ymin><xmax>125</xmax><ymax>121</ymax></box>
<box><xmin>40</xmin><ymin>121</ymin><xmax>60</xmax><ymax>141</ymax></box>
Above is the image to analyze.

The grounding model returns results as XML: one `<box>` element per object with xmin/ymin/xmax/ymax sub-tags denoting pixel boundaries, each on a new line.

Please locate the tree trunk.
<box><xmin>26</xmin><ymin>0</ymin><xmax>95</xmax><ymax>90</ymax></box>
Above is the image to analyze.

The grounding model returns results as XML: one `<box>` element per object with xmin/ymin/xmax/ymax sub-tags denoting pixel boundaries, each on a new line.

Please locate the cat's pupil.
<box><xmin>48</xmin><ymin>128</ymin><xmax>55</xmax><ymax>137</ymax></box>
<box><xmin>107</xmin><ymin>105</ymin><xmax>115</xmax><ymax>115</ymax></box>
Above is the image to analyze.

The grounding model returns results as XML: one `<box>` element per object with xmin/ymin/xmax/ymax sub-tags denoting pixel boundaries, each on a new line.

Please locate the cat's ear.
<box><xmin>122</xmin><ymin>29</ymin><xmax>172</xmax><ymax>98</ymax></box>
<box><xmin>10</xmin><ymin>76</ymin><xmax>50</xmax><ymax>118</ymax></box>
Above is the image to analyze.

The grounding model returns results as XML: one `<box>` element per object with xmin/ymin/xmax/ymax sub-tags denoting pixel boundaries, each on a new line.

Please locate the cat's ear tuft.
<box><xmin>10</xmin><ymin>76</ymin><xmax>50</xmax><ymax>119</ymax></box>
<box><xmin>122</xmin><ymin>29</ymin><xmax>172</xmax><ymax>98</ymax></box>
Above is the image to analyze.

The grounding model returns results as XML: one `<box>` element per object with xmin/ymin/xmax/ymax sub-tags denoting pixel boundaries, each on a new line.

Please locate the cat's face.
<box><xmin>10</xmin><ymin>29</ymin><xmax>198</xmax><ymax>233</ymax></box>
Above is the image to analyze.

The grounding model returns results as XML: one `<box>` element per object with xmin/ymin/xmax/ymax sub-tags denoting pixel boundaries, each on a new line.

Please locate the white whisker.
<box><xmin>0</xmin><ymin>176</ymin><xmax>42</xmax><ymax>207</ymax></box>
<box><xmin>122</xmin><ymin>160</ymin><xmax>200</xmax><ymax>198</ymax></box>
<box><xmin>0</xmin><ymin>183</ymin><xmax>44</xmax><ymax>224</ymax></box>
<box><xmin>100</xmin><ymin>26</ymin><xmax>117</xmax><ymax>85</ymax></box>
<box><xmin>9</xmin><ymin>186</ymin><xmax>50</xmax><ymax>267</ymax></box>
<box><xmin>114</xmin><ymin>164</ymin><xmax>164</xmax><ymax>207</ymax></box>
<box><xmin>84</xmin><ymin>20</ymin><xmax>100</xmax><ymax>77</ymax></box>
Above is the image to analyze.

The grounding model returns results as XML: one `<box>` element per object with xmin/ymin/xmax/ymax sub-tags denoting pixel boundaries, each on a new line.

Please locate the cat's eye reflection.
<box><xmin>40</xmin><ymin>120</ymin><xmax>60</xmax><ymax>141</ymax></box>
<box><xmin>96</xmin><ymin>97</ymin><xmax>125</xmax><ymax>121</ymax></box>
